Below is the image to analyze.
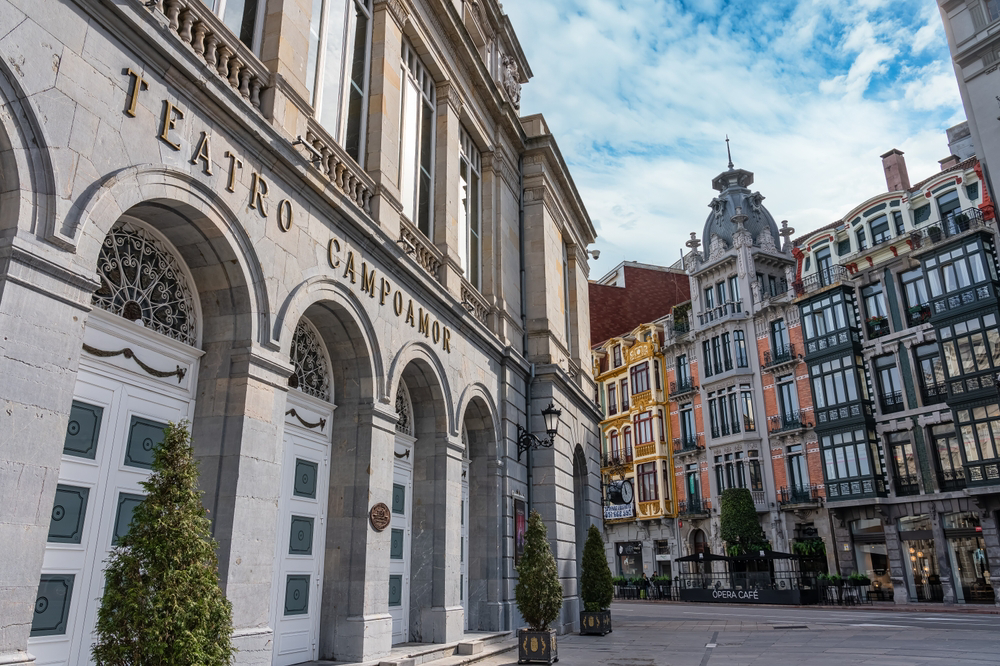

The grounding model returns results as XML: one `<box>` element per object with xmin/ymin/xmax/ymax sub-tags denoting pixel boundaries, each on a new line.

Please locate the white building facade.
<box><xmin>0</xmin><ymin>0</ymin><xmax>601</xmax><ymax>664</ymax></box>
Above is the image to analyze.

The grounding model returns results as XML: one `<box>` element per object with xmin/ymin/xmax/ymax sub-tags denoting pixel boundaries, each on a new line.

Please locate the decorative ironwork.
<box><xmin>92</xmin><ymin>222</ymin><xmax>197</xmax><ymax>346</ymax></box>
<box><xmin>762</xmin><ymin>344</ymin><xmax>798</xmax><ymax>370</ymax></box>
<box><xmin>893</xmin><ymin>474</ymin><xmax>920</xmax><ymax>496</ymax></box>
<box><xmin>778</xmin><ymin>485</ymin><xmax>822</xmax><ymax>506</ymax></box>
<box><xmin>395</xmin><ymin>381</ymin><xmax>414</xmax><ymax>435</ymax></box>
<box><xmin>793</xmin><ymin>265</ymin><xmax>850</xmax><ymax>296</ymax></box>
<box><xmin>81</xmin><ymin>343</ymin><xmax>186</xmax><ymax>382</ymax></box>
<box><xmin>672</xmin><ymin>434</ymin><xmax>702</xmax><ymax>453</ymax></box>
<box><xmin>289</xmin><ymin>320</ymin><xmax>331</xmax><ymax>401</ymax></box>
<box><xmin>669</xmin><ymin>378</ymin><xmax>697</xmax><ymax>397</ymax></box>
<box><xmin>880</xmin><ymin>391</ymin><xmax>905</xmax><ymax>414</ymax></box>
<box><xmin>767</xmin><ymin>410</ymin><xmax>811</xmax><ymax>435</ymax></box>
<box><xmin>285</xmin><ymin>408</ymin><xmax>326</xmax><ymax>430</ymax></box>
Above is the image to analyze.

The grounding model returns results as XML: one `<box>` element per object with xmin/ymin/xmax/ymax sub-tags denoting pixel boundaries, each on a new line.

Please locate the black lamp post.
<box><xmin>516</xmin><ymin>402</ymin><xmax>562</xmax><ymax>461</ymax></box>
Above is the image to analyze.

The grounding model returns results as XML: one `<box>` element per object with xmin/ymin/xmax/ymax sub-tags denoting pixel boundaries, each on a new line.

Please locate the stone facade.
<box><xmin>0</xmin><ymin>0</ymin><xmax>600</xmax><ymax>664</ymax></box>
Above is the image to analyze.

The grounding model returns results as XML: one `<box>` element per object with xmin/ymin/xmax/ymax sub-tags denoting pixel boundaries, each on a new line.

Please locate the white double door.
<box><xmin>272</xmin><ymin>392</ymin><xmax>333</xmax><ymax>665</ymax></box>
<box><xmin>390</xmin><ymin>433</ymin><xmax>414</xmax><ymax>644</ymax></box>
<box><xmin>29</xmin><ymin>312</ymin><xmax>200</xmax><ymax>665</ymax></box>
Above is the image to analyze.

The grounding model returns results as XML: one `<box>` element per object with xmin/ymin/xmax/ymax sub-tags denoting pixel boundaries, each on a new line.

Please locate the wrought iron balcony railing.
<box><xmin>753</xmin><ymin>277</ymin><xmax>789</xmax><ymax>302</ymax></box>
<box><xmin>880</xmin><ymin>390</ymin><xmax>905</xmax><ymax>414</ymax></box>
<box><xmin>697</xmin><ymin>300</ymin><xmax>745</xmax><ymax>326</ymax></box>
<box><xmin>920</xmin><ymin>382</ymin><xmax>948</xmax><ymax>406</ymax></box>
<box><xmin>893</xmin><ymin>474</ymin><xmax>920</xmax><ymax>496</ymax></box>
<box><xmin>762</xmin><ymin>343</ymin><xmax>797</xmax><ymax>369</ymax></box>
<box><xmin>793</xmin><ymin>265</ymin><xmax>850</xmax><ymax>296</ymax></box>
<box><xmin>906</xmin><ymin>304</ymin><xmax>931</xmax><ymax>327</ymax></box>
<box><xmin>768</xmin><ymin>410</ymin><xmax>810</xmax><ymax>434</ymax></box>
<box><xmin>778</xmin><ymin>484</ymin><xmax>821</xmax><ymax>506</ymax></box>
<box><xmin>911</xmin><ymin>207</ymin><xmax>987</xmax><ymax>248</ymax></box>
<box><xmin>672</xmin><ymin>434</ymin><xmax>703</xmax><ymax>453</ymax></box>
<box><xmin>937</xmin><ymin>469</ymin><xmax>966</xmax><ymax>492</ymax></box>
<box><xmin>602</xmin><ymin>452</ymin><xmax>633</xmax><ymax>468</ymax></box>
<box><xmin>866</xmin><ymin>316</ymin><xmax>890</xmax><ymax>339</ymax></box>
<box><xmin>669</xmin><ymin>378</ymin><xmax>697</xmax><ymax>397</ymax></box>
<box><xmin>678</xmin><ymin>497</ymin><xmax>711</xmax><ymax>515</ymax></box>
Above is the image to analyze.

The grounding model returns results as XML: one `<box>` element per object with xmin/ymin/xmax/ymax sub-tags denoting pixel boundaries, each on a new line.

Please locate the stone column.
<box><xmin>433</xmin><ymin>82</ymin><xmax>464</xmax><ymax>297</ymax></box>
<box><xmin>883</xmin><ymin>517</ymin><xmax>910</xmax><ymax>604</ymax></box>
<box><xmin>0</xmin><ymin>247</ymin><xmax>96</xmax><ymax>665</ymax></box>
<box><xmin>193</xmin><ymin>345</ymin><xmax>290</xmax><ymax>663</ymax></box>
<box><xmin>930</xmin><ymin>509</ymin><xmax>957</xmax><ymax>604</ymax></box>
<box><xmin>978</xmin><ymin>510</ymin><xmax>1000</xmax><ymax>607</ymax></box>
<box><xmin>364</xmin><ymin>0</ymin><xmax>408</xmax><ymax>241</ymax></box>
<box><xmin>320</xmin><ymin>400</ymin><xmax>397</xmax><ymax>661</ymax></box>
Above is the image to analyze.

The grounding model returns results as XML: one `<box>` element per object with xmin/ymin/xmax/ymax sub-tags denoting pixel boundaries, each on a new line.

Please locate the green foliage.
<box><xmin>650</xmin><ymin>574</ymin><xmax>671</xmax><ymax>583</ymax></box>
<box><xmin>792</xmin><ymin>538</ymin><xmax>826</xmax><ymax>558</ymax></box>
<box><xmin>719</xmin><ymin>488</ymin><xmax>769</xmax><ymax>556</ymax></box>
<box><xmin>818</xmin><ymin>573</ymin><xmax>843</xmax><ymax>585</ymax></box>
<box><xmin>847</xmin><ymin>572</ymin><xmax>871</xmax><ymax>585</ymax></box>
<box><xmin>611</xmin><ymin>575</ymin><xmax>627</xmax><ymax>586</ymax></box>
<box><xmin>515</xmin><ymin>511</ymin><xmax>564</xmax><ymax>631</ymax></box>
<box><xmin>93</xmin><ymin>422</ymin><xmax>235</xmax><ymax>666</ymax></box>
<box><xmin>579</xmin><ymin>525</ymin><xmax>613</xmax><ymax>612</ymax></box>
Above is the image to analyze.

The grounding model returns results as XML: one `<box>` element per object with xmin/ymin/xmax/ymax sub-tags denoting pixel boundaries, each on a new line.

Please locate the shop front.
<box><xmin>944</xmin><ymin>512</ymin><xmax>994</xmax><ymax>604</ymax></box>
<box><xmin>851</xmin><ymin>518</ymin><xmax>894</xmax><ymax>600</ymax></box>
<box><xmin>617</xmin><ymin>541</ymin><xmax>644</xmax><ymax>577</ymax></box>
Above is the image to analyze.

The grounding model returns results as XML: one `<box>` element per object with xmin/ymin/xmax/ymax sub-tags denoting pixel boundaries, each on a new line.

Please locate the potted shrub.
<box><xmin>92</xmin><ymin>422</ymin><xmax>235</xmax><ymax>665</ymax></box>
<box><xmin>847</xmin><ymin>572</ymin><xmax>871</xmax><ymax>586</ymax></box>
<box><xmin>928</xmin><ymin>225</ymin><xmax>943</xmax><ymax>242</ymax></box>
<box><xmin>516</xmin><ymin>510</ymin><xmax>563</xmax><ymax>664</ymax></box>
<box><xmin>579</xmin><ymin>525</ymin><xmax>613</xmax><ymax>636</ymax></box>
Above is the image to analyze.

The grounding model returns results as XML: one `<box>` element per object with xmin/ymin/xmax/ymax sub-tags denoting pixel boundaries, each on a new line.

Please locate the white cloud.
<box><xmin>504</xmin><ymin>0</ymin><xmax>965</xmax><ymax>279</ymax></box>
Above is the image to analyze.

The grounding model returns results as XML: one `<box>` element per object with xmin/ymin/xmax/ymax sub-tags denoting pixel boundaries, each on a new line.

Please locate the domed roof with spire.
<box><xmin>702</xmin><ymin>140</ymin><xmax>780</xmax><ymax>252</ymax></box>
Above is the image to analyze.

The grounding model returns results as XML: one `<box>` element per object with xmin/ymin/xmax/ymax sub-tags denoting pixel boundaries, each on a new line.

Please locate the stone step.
<box><xmin>312</xmin><ymin>632</ymin><xmax>512</xmax><ymax>666</ymax></box>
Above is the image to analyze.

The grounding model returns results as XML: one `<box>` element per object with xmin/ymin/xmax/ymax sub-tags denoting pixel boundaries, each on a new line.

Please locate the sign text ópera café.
<box><xmin>123</xmin><ymin>68</ymin><xmax>454</xmax><ymax>353</ymax></box>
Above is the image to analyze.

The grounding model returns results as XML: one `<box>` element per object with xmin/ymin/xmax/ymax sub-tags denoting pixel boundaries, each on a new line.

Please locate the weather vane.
<box><xmin>726</xmin><ymin>135</ymin><xmax>734</xmax><ymax>169</ymax></box>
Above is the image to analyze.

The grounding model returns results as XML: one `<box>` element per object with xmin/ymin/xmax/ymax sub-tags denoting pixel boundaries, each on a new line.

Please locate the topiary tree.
<box><xmin>515</xmin><ymin>510</ymin><xmax>564</xmax><ymax>631</ymax></box>
<box><xmin>92</xmin><ymin>421</ymin><xmax>235</xmax><ymax>665</ymax></box>
<box><xmin>719</xmin><ymin>488</ymin><xmax>769</xmax><ymax>556</ymax></box>
<box><xmin>579</xmin><ymin>525</ymin><xmax>613</xmax><ymax>612</ymax></box>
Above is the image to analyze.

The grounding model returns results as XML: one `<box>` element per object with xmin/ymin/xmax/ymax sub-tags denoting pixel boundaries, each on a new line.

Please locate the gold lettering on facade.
<box><xmin>225</xmin><ymin>151</ymin><xmax>243</xmax><ymax>193</ymax></box>
<box><xmin>249</xmin><ymin>172</ymin><xmax>269</xmax><ymax>216</ymax></box>
<box><xmin>394</xmin><ymin>291</ymin><xmax>404</xmax><ymax>316</ymax></box>
<box><xmin>277</xmin><ymin>199</ymin><xmax>293</xmax><ymax>232</ymax></box>
<box><xmin>418</xmin><ymin>308</ymin><xmax>430</xmax><ymax>337</ymax></box>
<box><xmin>191</xmin><ymin>132</ymin><xmax>213</xmax><ymax>175</ymax></box>
<box><xmin>380</xmin><ymin>278</ymin><xmax>392</xmax><ymax>305</ymax></box>
<box><xmin>343</xmin><ymin>251</ymin><xmax>356</xmax><ymax>283</ymax></box>
<box><xmin>124</xmin><ymin>68</ymin><xmax>148</xmax><ymax>118</ymax></box>
<box><xmin>405</xmin><ymin>300</ymin><xmax>415</xmax><ymax>327</ymax></box>
<box><xmin>361</xmin><ymin>262</ymin><xmax>377</xmax><ymax>298</ymax></box>
<box><xmin>432</xmin><ymin>321</ymin><xmax>440</xmax><ymax>343</ymax></box>
<box><xmin>443</xmin><ymin>327</ymin><xmax>451</xmax><ymax>352</ymax></box>
<box><xmin>159</xmin><ymin>100</ymin><xmax>184</xmax><ymax>150</ymax></box>
<box><xmin>327</xmin><ymin>238</ymin><xmax>341</xmax><ymax>268</ymax></box>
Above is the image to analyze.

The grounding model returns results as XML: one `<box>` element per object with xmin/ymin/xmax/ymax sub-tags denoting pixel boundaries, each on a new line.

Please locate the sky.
<box><xmin>504</xmin><ymin>0</ymin><xmax>967</xmax><ymax>280</ymax></box>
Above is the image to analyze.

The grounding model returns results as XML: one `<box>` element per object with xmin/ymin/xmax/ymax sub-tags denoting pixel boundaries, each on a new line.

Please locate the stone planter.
<box><xmin>518</xmin><ymin>628</ymin><xmax>558</xmax><ymax>664</ymax></box>
<box><xmin>580</xmin><ymin>610</ymin><xmax>612</xmax><ymax>635</ymax></box>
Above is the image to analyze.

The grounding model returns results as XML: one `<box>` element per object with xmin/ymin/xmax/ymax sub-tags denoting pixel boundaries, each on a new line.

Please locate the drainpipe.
<box><xmin>518</xmin><ymin>152</ymin><xmax>534</xmax><ymax>513</ymax></box>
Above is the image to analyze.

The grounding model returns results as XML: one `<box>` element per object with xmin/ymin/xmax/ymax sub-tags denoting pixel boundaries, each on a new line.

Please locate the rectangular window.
<box><xmin>716</xmin><ymin>281</ymin><xmax>727</xmax><ymax>305</ymax></box>
<box><xmin>777</xmin><ymin>375</ymin><xmax>799</xmax><ymax>422</ymax></box>
<box><xmin>931</xmin><ymin>424</ymin><xmax>965</xmax><ymax>490</ymax></box>
<box><xmin>458</xmin><ymin>130</ymin><xmax>482</xmax><ymax>289</ymax></box>
<box><xmin>728</xmin><ymin>275</ymin><xmax>741</xmax><ymax>303</ymax></box>
<box><xmin>715</xmin><ymin>456</ymin><xmax>725</xmax><ymax>492</ymax></box>
<box><xmin>613</xmin><ymin>345</ymin><xmax>622</xmax><ymax>367</ymax></box>
<box><xmin>631</xmin><ymin>362</ymin><xmax>650</xmax><ymax>395</ymax></box>
<box><xmin>856</xmin><ymin>228</ymin><xmax>867</xmax><ymax>251</ymax></box>
<box><xmin>810</xmin><ymin>355</ymin><xmax>860</xmax><ymax>409</ymax></box>
<box><xmin>915</xmin><ymin>343</ymin><xmax>946</xmax><ymax>404</ymax></box>
<box><xmin>708</xmin><ymin>397</ymin><xmax>720</xmax><ymax>438</ymax></box>
<box><xmin>623</xmin><ymin>427</ymin><xmax>633</xmax><ymax>460</ymax></box>
<box><xmin>900</xmin><ymin>268</ymin><xmax>930</xmax><ymax>326</ymax></box>
<box><xmin>307</xmin><ymin>0</ymin><xmax>373</xmax><ymax>162</ymax></box>
<box><xmin>955</xmin><ymin>405</ymin><xmax>1000</xmax><ymax>468</ymax></box>
<box><xmin>400</xmin><ymin>43</ymin><xmax>436</xmax><ymax>236</ymax></box>
<box><xmin>870</xmin><ymin>215</ymin><xmax>891</xmax><ymax>245</ymax></box>
<box><xmin>702</xmin><ymin>341</ymin><xmax>713</xmax><ymax>377</ymax></box>
<box><xmin>653</xmin><ymin>359</ymin><xmax>662</xmax><ymax>391</ymax></box>
<box><xmin>875</xmin><ymin>355</ymin><xmax>903</xmax><ymax>413</ymax></box>
<box><xmin>816</xmin><ymin>247</ymin><xmax>833</xmax><ymax>285</ymax></box>
<box><xmin>741</xmin><ymin>390</ymin><xmax>755</xmax><ymax>431</ymax></box>
<box><xmin>711</xmin><ymin>337</ymin><xmax>722</xmax><ymax>375</ymax></box>
<box><xmin>637</xmin><ymin>462</ymin><xmax>658</xmax><ymax>502</ymax></box>
<box><xmin>209</xmin><ymin>0</ymin><xmax>264</xmax><ymax>51</ymax></box>
<box><xmin>771</xmin><ymin>319</ymin><xmax>789</xmax><ymax>354</ymax></box>
<box><xmin>721</xmin><ymin>332</ymin><xmax>733</xmax><ymax>371</ymax></box>
<box><xmin>677</xmin><ymin>354</ymin><xmax>690</xmax><ymax>385</ymax></box>
<box><xmin>748</xmin><ymin>451</ymin><xmax>763</xmax><ymax>491</ymax></box>
<box><xmin>862</xmin><ymin>283</ymin><xmax>887</xmax><ymax>319</ymax></box>
<box><xmin>820</xmin><ymin>428</ymin><xmax>882</xmax><ymax>499</ymax></box>
<box><xmin>937</xmin><ymin>189</ymin><xmax>961</xmax><ymax>225</ymax></box>
<box><xmin>609</xmin><ymin>431</ymin><xmax>620</xmax><ymax>460</ymax></box>
<box><xmin>704</xmin><ymin>287</ymin><xmax>715</xmax><ymax>310</ymax></box>
<box><xmin>635</xmin><ymin>412</ymin><xmax>654</xmax><ymax>445</ymax></box>
<box><xmin>734</xmin><ymin>330</ymin><xmax>748</xmax><ymax>367</ymax></box>
<box><xmin>562</xmin><ymin>243</ymin><xmax>572</xmax><ymax>347</ymax></box>
<box><xmin>889</xmin><ymin>432</ymin><xmax>918</xmax><ymax>494</ymax></box>
<box><xmin>607</xmin><ymin>383</ymin><xmax>617</xmax><ymax>416</ymax></box>
<box><xmin>728</xmin><ymin>393</ymin><xmax>741</xmax><ymax>434</ymax></box>
<box><xmin>787</xmin><ymin>444</ymin><xmax>807</xmax><ymax>490</ymax></box>
<box><xmin>937</xmin><ymin>313</ymin><xmax>1000</xmax><ymax>379</ymax></box>
<box><xmin>893</xmin><ymin>211</ymin><xmax>905</xmax><ymax>236</ymax></box>
<box><xmin>620</xmin><ymin>379</ymin><xmax>629</xmax><ymax>410</ymax></box>
<box><xmin>680</xmin><ymin>403</ymin><xmax>695</xmax><ymax>442</ymax></box>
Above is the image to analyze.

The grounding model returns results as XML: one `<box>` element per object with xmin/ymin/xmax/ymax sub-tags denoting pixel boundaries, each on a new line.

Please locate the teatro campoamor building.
<box><xmin>0</xmin><ymin>0</ymin><xmax>602</xmax><ymax>664</ymax></box>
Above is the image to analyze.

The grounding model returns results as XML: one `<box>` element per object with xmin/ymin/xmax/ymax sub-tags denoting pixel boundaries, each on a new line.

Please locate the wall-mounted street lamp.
<box><xmin>516</xmin><ymin>402</ymin><xmax>562</xmax><ymax>461</ymax></box>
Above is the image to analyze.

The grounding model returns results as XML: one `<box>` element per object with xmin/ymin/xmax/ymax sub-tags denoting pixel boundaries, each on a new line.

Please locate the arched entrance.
<box><xmin>462</xmin><ymin>395</ymin><xmax>500</xmax><ymax>632</ymax></box>
<box><xmin>29</xmin><ymin>218</ymin><xmax>205</xmax><ymax>665</ymax></box>
<box><xmin>573</xmin><ymin>444</ymin><xmax>589</xmax><ymax>575</ymax></box>
<box><xmin>691</xmin><ymin>529</ymin><xmax>710</xmax><ymax>555</ymax></box>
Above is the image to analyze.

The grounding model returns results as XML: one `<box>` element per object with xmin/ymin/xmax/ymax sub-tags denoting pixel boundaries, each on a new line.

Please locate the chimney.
<box><xmin>939</xmin><ymin>155</ymin><xmax>960</xmax><ymax>171</ymax></box>
<box><xmin>881</xmin><ymin>149</ymin><xmax>911</xmax><ymax>192</ymax></box>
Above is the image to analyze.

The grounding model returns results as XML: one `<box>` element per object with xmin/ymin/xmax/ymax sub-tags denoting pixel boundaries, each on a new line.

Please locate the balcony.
<box><xmin>937</xmin><ymin>469</ymin><xmax>966</xmax><ymax>492</ymax></box>
<box><xmin>793</xmin><ymin>265</ymin><xmax>850</xmax><ymax>297</ymax></box>
<box><xmin>912</xmin><ymin>207</ymin><xmax>987</xmax><ymax>248</ymax></box>
<box><xmin>825</xmin><ymin>475</ymin><xmax>887</xmax><ymax>501</ymax></box>
<box><xmin>906</xmin><ymin>304</ymin><xmax>931</xmax><ymax>327</ymax></box>
<box><xmin>672</xmin><ymin>434</ymin><xmax>703</xmax><ymax>454</ymax></box>
<box><xmin>893</xmin><ymin>474</ymin><xmax>920</xmax><ymax>497</ymax></box>
<box><xmin>761</xmin><ymin>343</ymin><xmax>799</xmax><ymax>371</ymax></box>
<box><xmin>768</xmin><ymin>410</ymin><xmax>811</xmax><ymax>435</ymax></box>
<box><xmin>669</xmin><ymin>378</ymin><xmax>698</xmax><ymax>398</ymax></box>
<box><xmin>921</xmin><ymin>382</ymin><xmax>948</xmax><ymax>406</ymax></box>
<box><xmin>697</xmin><ymin>300</ymin><xmax>745</xmax><ymax>327</ymax></box>
<box><xmin>753</xmin><ymin>277</ymin><xmax>789</xmax><ymax>303</ymax></box>
<box><xmin>866</xmin><ymin>316</ymin><xmax>890</xmax><ymax>339</ymax></box>
<box><xmin>635</xmin><ymin>442</ymin><xmax>657</xmax><ymax>458</ymax></box>
<box><xmin>678</xmin><ymin>497</ymin><xmax>711</xmax><ymax>517</ymax></box>
<box><xmin>880</xmin><ymin>390</ymin><xmax>905</xmax><ymax>414</ymax></box>
<box><xmin>778</xmin><ymin>485</ymin><xmax>822</xmax><ymax>507</ymax></box>
<box><xmin>601</xmin><ymin>452</ymin><xmax>634</xmax><ymax>470</ymax></box>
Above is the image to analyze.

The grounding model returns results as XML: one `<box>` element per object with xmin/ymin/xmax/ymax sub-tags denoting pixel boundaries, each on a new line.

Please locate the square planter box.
<box><xmin>518</xmin><ymin>628</ymin><xmax>558</xmax><ymax>664</ymax></box>
<box><xmin>580</xmin><ymin>610</ymin><xmax>611</xmax><ymax>635</ymax></box>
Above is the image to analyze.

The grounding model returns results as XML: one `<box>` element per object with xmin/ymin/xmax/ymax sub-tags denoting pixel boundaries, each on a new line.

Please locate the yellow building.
<box><xmin>592</xmin><ymin>323</ymin><xmax>678</xmax><ymax>576</ymax></box>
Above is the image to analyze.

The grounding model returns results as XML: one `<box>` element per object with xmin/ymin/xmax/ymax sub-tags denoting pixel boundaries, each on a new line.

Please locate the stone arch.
<box><xmin>0</xmin><ymin>56</ymin><xmax>56</xmax><ymax>241</ymax></box>
<box><xmin>386</xmin><ymin>341</ymin><xmax>454</xmax><ymax>435</ymax></box>
<box><xmin>459</xmin><ymin>390</ymin><xmax>502</xmax><ymax>631</ymax></box>
<box><xmin>275</xmin><ymin>275</ymin><xmax>383</xmax><ymax>403</ymax></box>
<box><xmin>572</xmin><ymin>444</ymin><xmax>589</xmax><ymax>574</ymax></box>
<box><xmin>66</xmin><ymin>166</ymin><xmax>271</xmax><ymax>347</ymax></box>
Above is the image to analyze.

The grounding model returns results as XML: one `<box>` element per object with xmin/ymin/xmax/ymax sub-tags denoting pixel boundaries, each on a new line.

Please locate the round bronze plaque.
<box><xmin>369</xmin><ymin>502</ymin><xmax>391</xmax><ymax>532</ymax></box>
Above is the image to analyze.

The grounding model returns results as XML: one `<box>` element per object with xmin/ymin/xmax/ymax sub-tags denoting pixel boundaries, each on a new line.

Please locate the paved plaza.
<box><xmin>476</xmin><ymin>602</ymin><xmax>1000</xmax><ymax>666</ymax></box>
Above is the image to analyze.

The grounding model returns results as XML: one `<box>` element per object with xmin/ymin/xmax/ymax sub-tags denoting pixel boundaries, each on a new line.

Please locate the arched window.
<box><xmin>288</xmin><ymin>319</ymin><xmax>332</xmax><ymax>401</ymax></box>
<box><xmin>395</xmin><ymin>380</ymin><xmax>414</xmax><ymax>436</ymax></box>
<box><xmin>92</xmin><ymin>221</ymin><xmax>197</xmax><ymax>346</ymax></box>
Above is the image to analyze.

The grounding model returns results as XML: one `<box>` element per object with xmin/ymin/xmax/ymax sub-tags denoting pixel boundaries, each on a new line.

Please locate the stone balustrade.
<box><xmin>305</xmin><ymin>121</ymin><xmax>374</xmax><ymax>214</ymax></box>
<box><xmin>460</xmin><ymin>282</ymin><xmax>490</xmax><ymax>327</ymax></box>
<box><xmin>399</xmin><ymin>218</ymin><xmax>443</xmax><ymax>279</ymax></box>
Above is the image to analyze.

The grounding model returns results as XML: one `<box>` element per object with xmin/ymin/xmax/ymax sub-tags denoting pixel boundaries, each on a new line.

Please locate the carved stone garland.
<box><xmin>395</xmin><ymin>381</ymin><xmax>414</xmax><ymax>436</ymax></box>
<box><xmin>92</xmin><ymin>221</ymin><xmax>197</xmax><ymax>346</ymax></box>
<box><xmin>289</xmin><ymin>320</ymin><xmax>331</xmax><ymax>402</ymax></box>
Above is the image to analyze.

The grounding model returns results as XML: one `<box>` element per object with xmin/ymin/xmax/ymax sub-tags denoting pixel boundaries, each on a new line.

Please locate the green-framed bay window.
<box><xmin>938</xmin><ymin>310</ymin><xmax>1000</xmax><ymax>399</ymax></box>
<box><xmin>801</xmin><ymin>289</ymin><xmax>859</xmax><ymax>355</ymax></box>
<box><xmin>821</xmin><ymin>426</ymin><xmax>886</xmax><ymax>501</ymax></box>
<box><xmin>922</xmin><ymin>235</ymin><xmax>999</xmax><ymax>321</ymax></box>
<box><xmin>955</xmin><ymin>404</ymin><xmax>1000</xmax><ymax>485</ymax></box>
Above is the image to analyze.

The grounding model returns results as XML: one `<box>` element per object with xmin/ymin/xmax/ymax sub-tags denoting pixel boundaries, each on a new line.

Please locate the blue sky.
<box><xmin>505</xmin><ymin>0</ymin><xmax>966</xmax><ymax>278</ymax></box>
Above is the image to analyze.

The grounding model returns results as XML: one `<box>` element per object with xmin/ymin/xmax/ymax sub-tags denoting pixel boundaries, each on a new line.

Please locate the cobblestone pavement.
<box><xmin>475</xmin><ymin>601</ymin><xmax>1000</xmax><ymax>665</ymax></box>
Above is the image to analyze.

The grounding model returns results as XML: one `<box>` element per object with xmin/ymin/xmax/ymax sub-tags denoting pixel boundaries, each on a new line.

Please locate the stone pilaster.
<box><xmin>978</xmin><ymin>510</ymin><xmax>1000</xmax><ymax>607</ymax></box>
<box><xmin>883</xmin><ymin>516</ymin><xmax>909</xmax><ymax>604</ymax></box>
<box><xmin>930</xmin><ymin>509</ymin><xmax>957</xmax><ymax>604</ymax></box>
<box><xmin>433</xmin><ymin>82</ymin><xmax>464</xmax><ymax>297</ymax></box>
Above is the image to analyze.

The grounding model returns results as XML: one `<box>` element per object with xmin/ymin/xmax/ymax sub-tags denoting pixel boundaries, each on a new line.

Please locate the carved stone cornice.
<box><xmin>374</xmin><ymin>0</ymin><xmax>410</xmax><ymax>28</ymax></box>
<box><xmin>435</xmin><ymin>82</ymin><xmax>463</xmax><ymax>116</ymax></box>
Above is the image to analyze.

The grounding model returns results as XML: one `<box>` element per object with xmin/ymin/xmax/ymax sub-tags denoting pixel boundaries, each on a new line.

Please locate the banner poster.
<box><xmin>514</xmin><ymin>497</ymin><xmax>527</xmax><ymax>565</ymax></box>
